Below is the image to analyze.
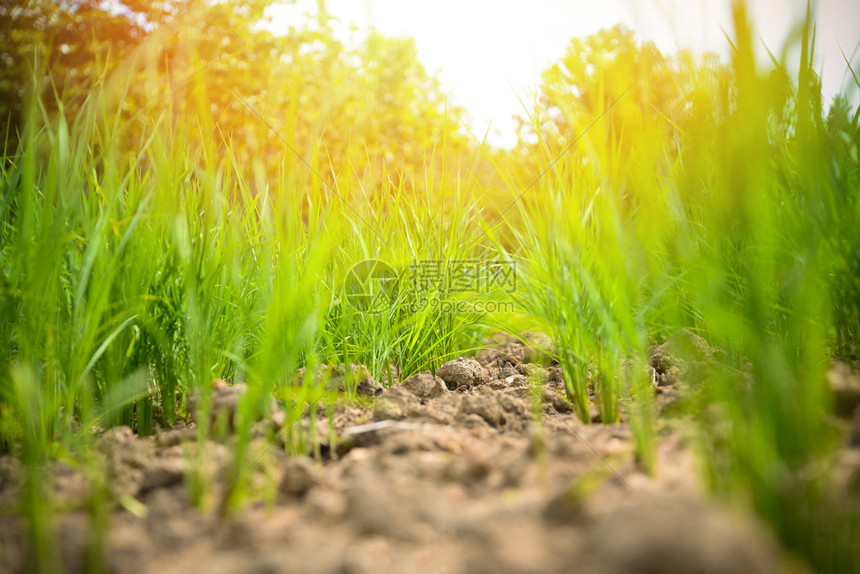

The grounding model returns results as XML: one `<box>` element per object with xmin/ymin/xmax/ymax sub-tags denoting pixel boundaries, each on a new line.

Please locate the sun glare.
<box><xmin>265</xmin><ymin>0</ymin><xmax>860</xmax><ymax>147</ymax></box>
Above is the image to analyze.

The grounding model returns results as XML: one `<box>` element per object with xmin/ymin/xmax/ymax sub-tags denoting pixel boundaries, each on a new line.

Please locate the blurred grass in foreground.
<box><xmin>510</xmin><ymin>3</ymin><xmax>860</xmax><ymax>571</ymax></box>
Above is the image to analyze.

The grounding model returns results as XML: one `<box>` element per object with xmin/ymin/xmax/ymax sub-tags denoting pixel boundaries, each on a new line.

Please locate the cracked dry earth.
<box><xmin>0</xmin><ymin>332</ymin><xmax>830</xmax><ymax>574</ymax></box>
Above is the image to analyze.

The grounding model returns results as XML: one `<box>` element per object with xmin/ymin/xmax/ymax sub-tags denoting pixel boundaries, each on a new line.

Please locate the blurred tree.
<box><xmin>0</xmin><ymin>0</ymin><xmax>143</xmax><ymax>146</ymax></box>
<box><xmin>515</xmin><ymin>25</ymin><xmax>732</xmax><ymax>177</ymax></box>
<box><xmin>1</xmin><ymin>0</ymin><xmax>469</xmax><ymax>186</ymax></box>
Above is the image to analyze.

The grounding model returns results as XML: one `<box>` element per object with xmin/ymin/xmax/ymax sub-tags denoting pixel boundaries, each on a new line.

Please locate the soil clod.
<box><xmin>436</xmin><ymin>358</ymin><xmax>489</xmax><ymax>390</ymax></box>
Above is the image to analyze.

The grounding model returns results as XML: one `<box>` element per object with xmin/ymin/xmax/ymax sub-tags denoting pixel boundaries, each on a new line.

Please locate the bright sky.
<box><xmin>264</xmin><ymin>0</ymin><xmax>860</xmax><ymax>147</ymax></box>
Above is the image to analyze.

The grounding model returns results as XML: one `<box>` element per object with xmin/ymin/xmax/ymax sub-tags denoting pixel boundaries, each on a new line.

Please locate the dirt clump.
<box><xmin>401</xmin><ymin>371</ymin><xmax>449</xmax><ymax>398</ymax></box>
<box><xmin>373</xmin><ymin>387</ymin><xmax>422</xmax><ymax>420</ymax></box>
<box><xmin>436</xmin><ymin>357</ymin><xmax>489</xmax><ymax>390</ymax></box>
<box><xmin>279</xmin><ymin>457</ymin><xmax>318</xmax><ymax>498</ymax></box>
<box><xmin>139</xmin><ymin>456</ymin><xmax>185</xmax><ymax>494</ymax></box>
<box><xmin>155</xmin><ymin>424</ymin><xmax>197</xmax><ymax>448</ymax></box>
<box><xmin>542</xmin><ymin>388</ymin><xmax>572</xmax><ymax>413</ymax></box>
<box><xmin>458</xmin><ymin>394</ymin><xmax>506</xmax><ymax>427</ymax></box>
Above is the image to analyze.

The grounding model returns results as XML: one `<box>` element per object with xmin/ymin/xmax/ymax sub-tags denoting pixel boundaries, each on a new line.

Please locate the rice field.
<box><xmin>1</xmin><ymin>1</ymin><xmax>859</xmax><ymax>572</ymax></box>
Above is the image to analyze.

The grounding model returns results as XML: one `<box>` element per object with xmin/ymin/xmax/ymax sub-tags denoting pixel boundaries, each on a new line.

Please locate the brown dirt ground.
<box><xmin>2</xmin><ymin>331</ymin><xmax>856</xmax><ymax>574</ymax></box>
